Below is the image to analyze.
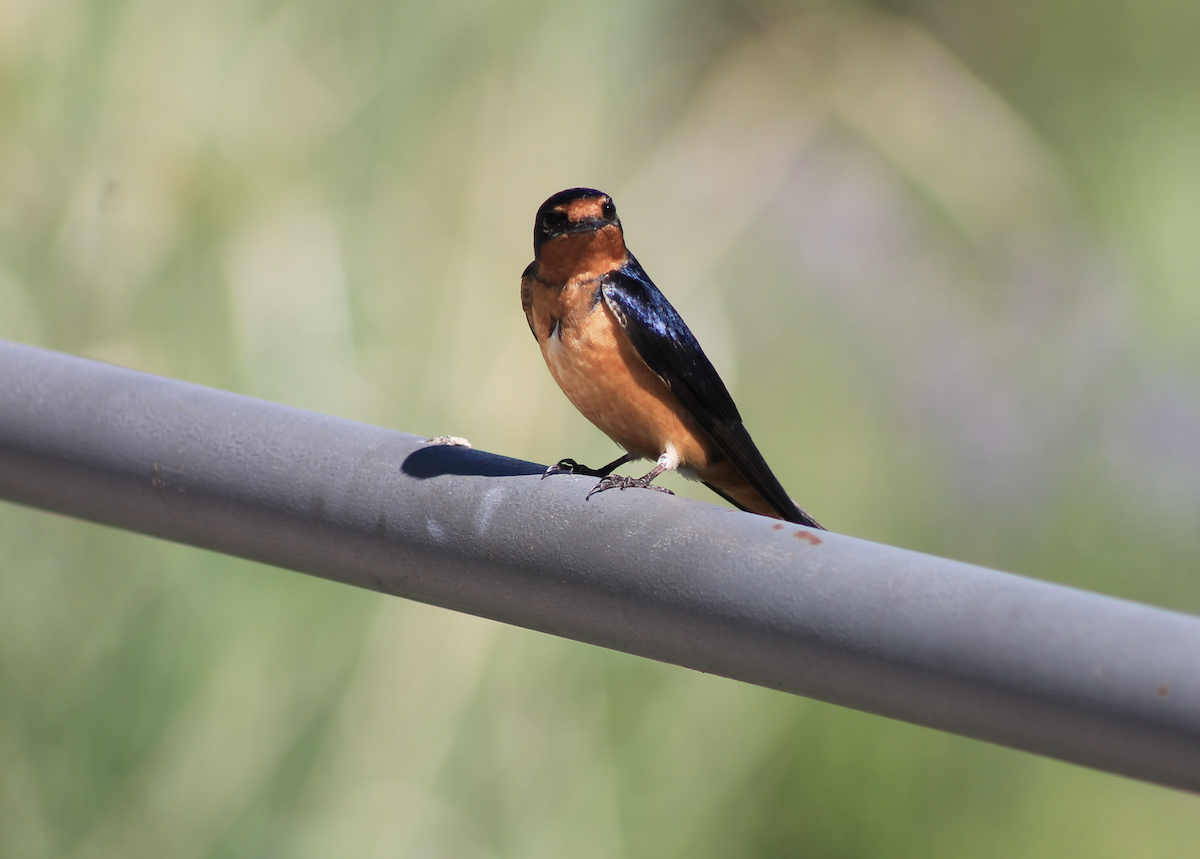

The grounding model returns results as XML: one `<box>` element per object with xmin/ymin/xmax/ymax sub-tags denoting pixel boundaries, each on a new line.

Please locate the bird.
<box><xmin>521</xmin><ymin>187</ymin><xmax>823</xmax><ymax>529</ymax></box>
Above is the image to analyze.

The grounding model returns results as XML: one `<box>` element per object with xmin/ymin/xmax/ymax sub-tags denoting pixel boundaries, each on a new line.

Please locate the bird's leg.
<box><xmin>586</xmin><ymin>448</ymin><xmax>678</xmax><ymax>500</ymax></box>
<box><xmin>543</xmin><ymin>452</ymin><xmax>634</xmax><ymax>480</ymax></box>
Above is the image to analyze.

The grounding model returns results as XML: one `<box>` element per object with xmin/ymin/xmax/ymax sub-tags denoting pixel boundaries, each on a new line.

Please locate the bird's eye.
<box><xmin>541</xmin><ymin>210</ymin><xmax>565</xmax><ymax>232</ymax></box>
<box><xmin>601</xmin><ymin>200</ymin><xmax>616</xmax><ymax>220</ymax></box>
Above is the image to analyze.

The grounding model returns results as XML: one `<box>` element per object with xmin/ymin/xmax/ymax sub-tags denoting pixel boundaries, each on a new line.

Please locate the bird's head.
<box><xmin>532</xmin><ymin>188</ymin><xmax>626</xmax><ymax>284</ymax></box>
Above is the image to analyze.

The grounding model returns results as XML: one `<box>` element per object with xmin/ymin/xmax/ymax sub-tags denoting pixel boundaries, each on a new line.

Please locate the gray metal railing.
<box><xmin>1</xmin><ymin>338</ymin><xmax>1198</xmax><ymax>792</ymax></box>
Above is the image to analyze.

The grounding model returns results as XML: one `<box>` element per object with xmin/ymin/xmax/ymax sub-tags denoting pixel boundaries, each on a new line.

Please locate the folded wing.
<box><xmin>600</xmin><ymin>257</ymin><xmax>821</xmax><ymax>527</ymax></box>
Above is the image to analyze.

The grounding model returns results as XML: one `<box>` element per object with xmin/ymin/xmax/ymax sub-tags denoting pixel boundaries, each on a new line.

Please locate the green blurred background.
<box><xmin>2</xmin><ymin>0</ymin><xmax>1199</xmax><ymax>855</ymax></box>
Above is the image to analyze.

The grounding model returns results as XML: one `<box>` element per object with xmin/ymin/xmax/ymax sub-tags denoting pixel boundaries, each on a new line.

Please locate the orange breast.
<box><xmin>531</xmin><ymin>279</ymin><xmax>712</xmax><ymax>466</ymax></box>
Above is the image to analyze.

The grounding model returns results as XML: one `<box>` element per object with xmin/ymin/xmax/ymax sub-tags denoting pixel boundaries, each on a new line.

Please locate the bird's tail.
<box><xmin>698</xmin><ymin>462</ymin><xmax>825</xmax><ymax>529</ymax></box>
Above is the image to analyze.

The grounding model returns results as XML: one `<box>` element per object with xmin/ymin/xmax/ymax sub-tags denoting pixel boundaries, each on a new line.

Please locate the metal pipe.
<box><xmin>1</xmin><ymin>338</ymin><xmax>1197</xmax><ymax>792</ymax></box>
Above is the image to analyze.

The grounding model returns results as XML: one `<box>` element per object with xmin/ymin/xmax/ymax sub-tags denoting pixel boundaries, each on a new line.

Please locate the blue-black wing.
<box><xmin>600</xmin><ymin>255</ymin><xmax>821</xmax><ymax>527</ymax></box>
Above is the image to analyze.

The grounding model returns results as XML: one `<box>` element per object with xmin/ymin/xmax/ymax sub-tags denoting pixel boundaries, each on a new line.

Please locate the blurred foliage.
<box><xmin>2</xmin><ymin>0</ymin><xmax>1199</xmax><ymax>855</ymax></box>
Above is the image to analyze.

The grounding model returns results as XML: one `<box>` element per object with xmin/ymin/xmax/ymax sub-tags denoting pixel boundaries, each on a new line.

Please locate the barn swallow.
<box><xmin>521</xmin><ymin>188</ymin><xmax>823</xmax><ymax>528</ymax></box>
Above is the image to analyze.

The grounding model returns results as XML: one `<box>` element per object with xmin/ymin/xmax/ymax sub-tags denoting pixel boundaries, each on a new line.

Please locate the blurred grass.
<box><xmin>3</xmin><ymin>0</ymin><xmax>1200</xmax><ymax>855</ymax></box>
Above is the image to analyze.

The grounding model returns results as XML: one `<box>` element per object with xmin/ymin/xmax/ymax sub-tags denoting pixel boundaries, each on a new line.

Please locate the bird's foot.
<box><xmin>543</xmin><ymin>458</ymin><xmax>590</xmax><ymax>479</ymax></box>
<box><xmin>585</xmin><ymin>473</ymin><xmax>675</xmax><ymax>500</ymax></box>
<box><xmin>543</xmin><ymin>453</ymin><xmax>634</xmax><ymax>480</ymax></box>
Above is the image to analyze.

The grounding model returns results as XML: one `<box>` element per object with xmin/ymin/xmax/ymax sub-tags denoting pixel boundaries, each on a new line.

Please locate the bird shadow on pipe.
<box><xmin>401</xmin><ymin>446</ymin><xmax>545</xmax><ymax>479</ymax></box>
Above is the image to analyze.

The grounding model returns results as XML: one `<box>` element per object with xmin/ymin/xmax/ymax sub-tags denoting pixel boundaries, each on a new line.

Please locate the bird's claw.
<box><xmin>585</xmin><ymin>474</ymin><xmax>675</xmax><ymax>500</ymax></box>
<box><xmin>543</xmin><ymin>458</ymin><xmax>582</xmax><ymax>479</ymax></box>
